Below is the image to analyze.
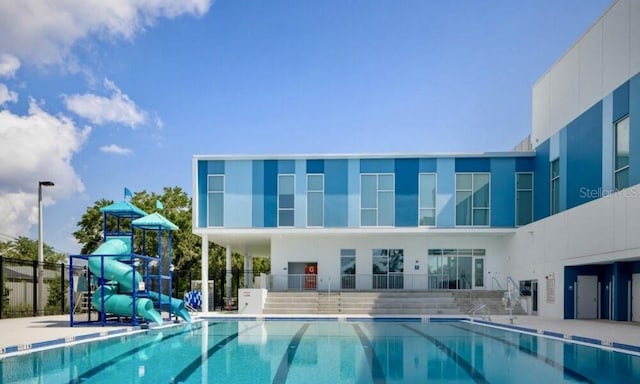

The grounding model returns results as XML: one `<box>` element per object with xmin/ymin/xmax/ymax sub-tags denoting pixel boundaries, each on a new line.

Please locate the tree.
<box><xmin>72</xmin><ymin>199</ymin><xmax>114</xmax><ymax>255</ymax></box>
<box><xmin>0</xmin><ymin>237</ymin><xmax>66</xmax><ymax>264</ymax></box>
<box><xmin>46</xmin><ymin>273</ymin><xmax>67</xmax><ymax>314</ymax></box>
<box><xmin>72</xmin><ymin>187</ymin><xmax>272</xmax><ymax>285</ymax></box>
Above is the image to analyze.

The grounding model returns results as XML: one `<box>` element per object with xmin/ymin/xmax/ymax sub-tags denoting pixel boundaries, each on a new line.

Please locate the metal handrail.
<box><xmin>469</xmin><ymin>303</ymin><xmax>490</xmax><ymax>321</ymax></box>
<box><xmin>469</xmin><ymin>304</ymin><xmax>486</xmax><ymax>315</ymax></box>
<box><xmin>491</xmin><ymin>276</ymin><xmax>504</xmax><ymax>290</ymax></box>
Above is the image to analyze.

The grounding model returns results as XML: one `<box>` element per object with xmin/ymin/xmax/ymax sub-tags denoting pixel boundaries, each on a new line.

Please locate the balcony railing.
<box><xmin>268</xmin><ymin>273</ymin><xmax>471</xmax><ymax>291</ymax></box>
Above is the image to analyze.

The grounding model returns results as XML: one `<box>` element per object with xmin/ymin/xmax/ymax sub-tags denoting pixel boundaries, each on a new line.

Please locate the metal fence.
<box><xmin>1</xmin><ymin>255</ymin><xmax>268</xmax><ymax>318</ymax></box>
<box><xmin>268</xmin><ymin>273</ymin><xmax>467</xmax><ymax>292</ymax></box>
<box><xmin>0</xmin><ymin>256</ymin><xmax>86</xmax><ymax>319</ymax></box>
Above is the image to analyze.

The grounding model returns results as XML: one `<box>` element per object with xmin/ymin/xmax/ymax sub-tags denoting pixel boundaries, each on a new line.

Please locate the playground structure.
<box><xmin>69</xmin><ymin>199</ymin><xmax>191</xmax><ymax>326</ymax></box>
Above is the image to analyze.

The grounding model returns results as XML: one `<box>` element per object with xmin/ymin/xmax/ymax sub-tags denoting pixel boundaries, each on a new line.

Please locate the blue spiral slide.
<box><xmin>88</xmin><ymin>239</ymin><xmax>191</xmax><ymax>324</ymax></box>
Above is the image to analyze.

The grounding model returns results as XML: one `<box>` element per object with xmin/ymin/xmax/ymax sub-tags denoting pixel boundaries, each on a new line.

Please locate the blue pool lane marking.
<box><xmin>352</xmin><ymin>324</ymin><xmax>387</xmax><ymax>384</ymax></box>
<box><xmin>69</xmin><ymin>324</ymin><xmax>199</xmax><ymax>383</ymax></box>
<box><xmin>401</xmin><ymin>324</ymin><xmax>489</xmax><ymax>384</ymax></box>
<box><xmin>448</xmin><ymin>323</ymin><xmax>595</xmax><ymax>383</ymax></box>
<box><xmin>272</xmin><ymin>323</ymin><xmax>311</xmax><ymax>384</ymax></box>
<box><xmin>172</xmin><ymin>322</ymin><xmax>264</xmax><ymax>383</ymax></box>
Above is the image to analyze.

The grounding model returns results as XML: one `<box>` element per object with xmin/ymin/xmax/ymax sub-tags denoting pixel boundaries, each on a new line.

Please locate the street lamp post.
<box><xmin>38</xmin><ymin>180</ymin><xmax>54</xmax><ymax>316</ymax></box>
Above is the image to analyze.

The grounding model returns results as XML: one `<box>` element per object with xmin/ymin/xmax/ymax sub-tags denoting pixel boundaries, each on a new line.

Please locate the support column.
<box><xmin>201</xmin><ymin>235</ymin><xmax>209</xmax><ymax>312</ymax></box>
<box><xmin>226</xmin><ymin>246</ymin><xmax>232</xmax><ymax>305</ymax></box>
<box><xmin>248</xmin><ymin>253</ymin><xmax>254</xmax><ymax>288</ymax></box>
<box><xmin>243</xmin><ymin>250</ymin><xmax>251</xmax><ymax>288</ymax></box>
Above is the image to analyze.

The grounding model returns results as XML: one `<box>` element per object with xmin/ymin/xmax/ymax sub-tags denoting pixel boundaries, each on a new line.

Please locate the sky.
<box><xmin>0</xmin><ymin>0</ymin><xmax>613</xmax><ymax>254</ymax></box>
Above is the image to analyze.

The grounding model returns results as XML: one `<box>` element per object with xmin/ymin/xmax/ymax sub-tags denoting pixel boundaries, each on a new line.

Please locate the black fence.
<box><xmin>174</xmin><ymin>269</ymin><xmax>268</xmax><ymax>311</ymax></box>
<box><xmin>1</xmin><ymin>255</ymin><xmax>270</xmax><ymax>318</ymax></box>
<box><xmin>0</xmin><ymin>256</ymin><xmax>85</xmax><ymax>319</ymax></box>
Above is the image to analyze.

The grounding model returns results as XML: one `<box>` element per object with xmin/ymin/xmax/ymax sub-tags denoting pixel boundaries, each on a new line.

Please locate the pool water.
<box><xmin>1</xmin><ymin>320</ymin><xmax>639</xmax><ymax>383</ymax></box>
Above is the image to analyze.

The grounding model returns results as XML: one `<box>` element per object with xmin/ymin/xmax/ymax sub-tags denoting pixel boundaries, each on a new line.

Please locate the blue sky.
<box><xmin>0</xmin><ymin>0</ymin><xmax>612</xmax><ymax>254</ymax></box>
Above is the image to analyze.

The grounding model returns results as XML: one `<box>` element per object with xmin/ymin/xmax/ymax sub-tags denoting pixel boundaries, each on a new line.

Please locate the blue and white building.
<box><xmin>193</xmin><ymin>0</ymin><xmax>640</xmax><ymax>321</ymax></box>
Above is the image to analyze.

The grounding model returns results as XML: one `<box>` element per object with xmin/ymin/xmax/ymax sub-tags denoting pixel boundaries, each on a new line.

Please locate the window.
<box><xmin>550</xmin><ymin>159</ymin><xmax>559</xmax><ymax>214</ymax></box>
<box><xmin>361</xmin><ymin>174</ymin><xmax>395</xmax><ymax>226</ymax></box>
<box><xmin>419</xmin><ymin>173</ymin><xmax>436</xmax><ymax>226</ymax></box>
<box><xmin>428</xmin><ymin>248</ymin><xmax>485</xmax><ymax>289</ymax></box>
<box><xmin>340</xmin><ymin>249</ymin><xmax>356</xmax><ymax>289</ymax></box>
<box><xmin>278</xmin><ymin>174</ymin><xmax>294</xmax><ymax>227</ymax></box>
<box><xmin>516</xmin><ymin>173</ymin><xmax>533</xmax><ymax>226</ymax></box>
<box><xmin>615</xmin><ymin>116</ymin><xmax>630</xmax><ymax>190</ymax></box>
<box><xmin>207</xmin><ymin>175</ymin><xmax>224</xmax><ymax>226</ymax></box>
<box><xmin>455</xmin><ymin>173</ymin><xmax>490</xmax><ymax>226</ymax></box>
<box><xmin>372</xmin><ymin>249</ymin><xmax>403</xmax><ymax>289</ymax></box>
<box><xmin>307</xmin><ymin>174</ymin><xmax>324</xmax><ymax>227</ymax></box>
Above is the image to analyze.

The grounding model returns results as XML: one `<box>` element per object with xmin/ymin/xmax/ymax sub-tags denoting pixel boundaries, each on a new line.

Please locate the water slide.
<box><xmin>88</xmin><ymin>238</ymin><xmax>191</xmax><ymax>324</ymax></box>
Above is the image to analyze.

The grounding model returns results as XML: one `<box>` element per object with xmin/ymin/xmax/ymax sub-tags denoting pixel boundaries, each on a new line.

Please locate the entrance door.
<box><xmin>531</xmin><ymin>280</ymin><xmax>538</xmax><ymax>314</ymax></box>
<box><xmin>577</xmin><ymin>275</ymin><xmax>598</xmax><ymax>319</ymax></box>
<box><xmin>633</xmin><ymin>274</ymin><xmax>640</xmax><ymax>322</ymax></box>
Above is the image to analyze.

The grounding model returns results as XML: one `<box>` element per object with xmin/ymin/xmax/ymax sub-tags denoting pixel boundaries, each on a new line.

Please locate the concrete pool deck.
<box><xmin>2</xmin><ymin>313</ymin><xmax>640</xmax><ymax>357</ymax></box>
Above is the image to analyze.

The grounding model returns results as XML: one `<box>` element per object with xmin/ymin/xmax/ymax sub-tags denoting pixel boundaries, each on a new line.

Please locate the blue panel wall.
<box><xmin>418</xmin><ymin>158</ymin><xmax>437</xmax><ymax>172</ymax></box>
<box><xmin>534</xmin><ymin>140</ymin><xmax>550</xmax><ymax>220</ymax></box>
<box><xmin>602</xmin><ymin>94</ymin><xmax>614</xmax><ymax>193</ymax></box>
<box><xmin>490</xmin><ymin>158</ymin><xmax>515</xmax><ymax>227</ymax></box>
<box><xmin>455</xmin><ymin>158</ymin><xmax>490</xmax><ymax>172</ymax></box>
<box><xmin>306</xmin><ymin>159</ymin><xmax>324</xmax><ymax>173</ymax></box>
<box><xmin>278</xmin><ymin>160</ymin><xmax>295</xmax><ymax>174</ymax></box>
<box><xmin>264</xmin><ymin>160</ymin><xmax>278</xmax><ymax>227</ymax></box>
<box><xmin>436</xmin><ymin>158</ymin><xmax>455</xmax><ymax>227</ymax></box>
<box><xmin>325</xmin><ymin>159</ymin><xmax>349</xmax><ymax>227</ymax></box>
<box><xmin>197</xmin><ymin>160</ymin><xmax>208</xmax><ymax>228</ymax></box>
<box><xmin>252</xmin><ymin>160</ymin><xmax>264</xmax><ymax>227</ymax></box>
<box><xmin>566</xmin><ymin>102</ymin><xmax>603</xmax><ymax>209</ymax></box>
<box><xmin>515</xmin><ymin>157</ymin><xmax>535</xmax><ymax>172</ymax></box>
<box><xmin>348</xmin><ymin>159</ymin><xmax>360</xmax><ymax>227</ymax></box>
<box><xmin>360</xmin><ymin>158</ymin><xmax>394</xmax><ymax>173</ymax></box>
<box><xmin>559</xmin><ymin>128</ymin><xmax>567</xmax><ymax>212</ymax></box>
<box><xmin>395</xmin><ymin>158</ymin><xmax>419</xmax><ymax>227</ymax></box>
<box><xmin>224</xmin><ymin>160</ymin><xmax>252</xmax><ymax>227</ymax></box>
<box><xmin>208</xmin><ymin>160</ymin><xmax>225</xmax><ymax>174</ymax></box>
<box><xmin>630</xmin><ymin>74</ymin><xmax>640</xmax><ymax>186</ymax></box>
<box><xmin>295</xmin><ymin>160</ymin><xmax>306</xmax><ymax>228</ymax></box>
<box><xmin>613</xmin><ymin>80</ymin><xmax>630</xmax><ymax>122</ymax></box>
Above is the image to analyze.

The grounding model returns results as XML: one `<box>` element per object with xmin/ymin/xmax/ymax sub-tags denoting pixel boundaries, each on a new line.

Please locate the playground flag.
<box><xmin>124</xmin><ymin>187</ymin><xmax>133</xmax><ymax>199</ymax></box>
<box><xmin>156</xmin><ymin>200</ymin><xmax>164</xmax><ymax>210</ymax></box>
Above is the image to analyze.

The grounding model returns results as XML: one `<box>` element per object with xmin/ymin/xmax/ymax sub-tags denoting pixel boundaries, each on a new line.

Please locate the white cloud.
<box><xmin>0</xmin><ymin>100</ymin><xmax>89</xmax><ymax>237</ymax></box>
<box><xmin>0</xmin><ymin>83</ymin><xmax>18</xmax><ymax>105</ymax></box>
<box><xmin>0</xmin><ymin>0</ymin><xmax>212</xmax><ymax>66</ymax></box>
<box><xmin>64</xmin><ymin>78</ymin><xmax>147</xmax><ymax>127</ymax></box>
<box><xmin>0</xmin><ymin>54</ymin><xmax>20</xmax><ymax>77</ymax></box>
<box><xmin>100</xmin><ymin>144</ymin><xmax>132</xmax><ymax>155</ymax></box>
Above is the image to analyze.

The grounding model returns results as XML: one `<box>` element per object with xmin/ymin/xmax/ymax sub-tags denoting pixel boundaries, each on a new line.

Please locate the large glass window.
<box><xmin>278</xmin><ymin>174</ymin><xmax>295</xmax><ymax>227</ymax></box>
<box><xmin>372</xmin><ymin>249</ymin><xmax>403</xmax><ymax>289</ymax></box>
<box><xmin>428</xmin><ymin>249</ymin><xmax>485</xmax><ymax>289</ymax></box>
<box><xmin>207</xmin><ymin>175</ymin><xmax>224</xmax><ymax>226</ymax></box>
<box><xmin>551</xmin><ymin>159</ymin><xmax>560</xmax><ymax>214</ymax></box>
<box><xmin>307</xmin><ymin>174</ymin><xmax>324</xmax><ymax>227</ymax></box>
<box><xmin>361</xmin><ymin>174</ymin><xmax>395</xmax><ymax>226</ymax></box>
<box><xmin>516</xmin><ymin>173</ymin><xmax>533</xmax><ymax>226</ymax></box>
<box><xmin>615</xmin><ymin>116</ymin><xmax>630</xmax><ymax>190</ymax></box>
<box><xmin>456</xmin><ymin>173</ymin><xmax>490</xmax><ymax>226</ymax></box>
<box><xmin>340</xmin><ymin>249</ymin><xmax>356</xmax><ymax>289</ymax></box>
<box><xmin>419</xmin><ymin>173</ymin><xmax>436</xmax><ymax>226</ymax></box>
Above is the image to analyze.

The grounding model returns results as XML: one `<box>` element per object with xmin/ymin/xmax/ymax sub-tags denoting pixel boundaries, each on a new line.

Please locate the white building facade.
<box><xmin>193</xmin><ymin>0</ymin><xmax>640</xmax><ymax>321</ymax></box>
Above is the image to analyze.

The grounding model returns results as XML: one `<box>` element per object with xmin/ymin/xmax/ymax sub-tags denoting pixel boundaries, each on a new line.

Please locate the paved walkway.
<box><xmin>2</xmin><ymin>314</ymin><xmax>640</xmax><ymax>356</ymax></box>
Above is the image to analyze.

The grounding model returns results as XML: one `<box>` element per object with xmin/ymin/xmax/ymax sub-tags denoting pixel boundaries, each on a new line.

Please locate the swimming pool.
<box><xmin>1</xmin><ymin>319</ymin><xmax>639</xmax><ymax>383</ymax></box>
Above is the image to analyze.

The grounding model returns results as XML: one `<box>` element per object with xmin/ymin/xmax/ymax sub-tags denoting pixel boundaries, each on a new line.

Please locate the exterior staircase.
<box><xmin>262</xmin><ymin>290</ymin><xmax>520</xmax><ymax>316</ymax></box>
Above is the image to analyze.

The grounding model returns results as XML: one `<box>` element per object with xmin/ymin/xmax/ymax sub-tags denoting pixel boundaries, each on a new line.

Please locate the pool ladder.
<box><xmin>469</xmin><ymin>304</ymin><xmax>491</xmax><ymax>321</ymax></box>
